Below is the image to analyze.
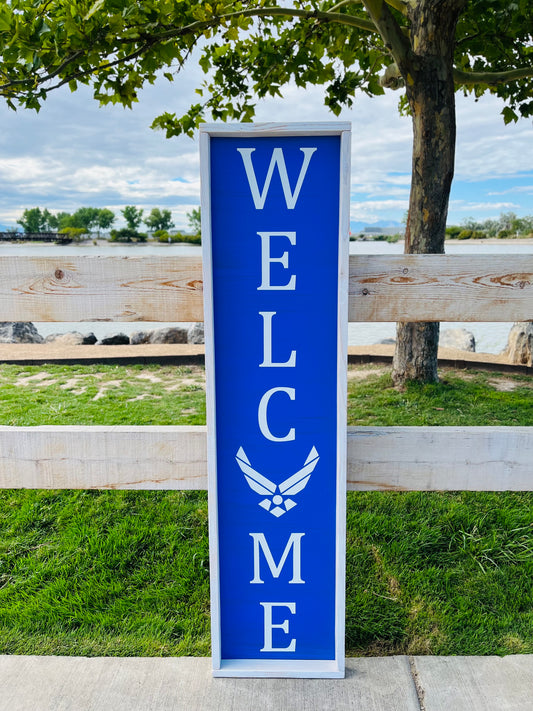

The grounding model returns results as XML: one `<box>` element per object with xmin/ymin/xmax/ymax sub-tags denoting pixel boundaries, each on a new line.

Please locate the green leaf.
<box><xmin>502</xmin><ymin>105</ymin><xmax>518</xmax><ymax>124</ymax></box>
<box><xmin>84</xmin><ymin>0</ymin><xmax>106</xmax><ymax>21</ymax></box>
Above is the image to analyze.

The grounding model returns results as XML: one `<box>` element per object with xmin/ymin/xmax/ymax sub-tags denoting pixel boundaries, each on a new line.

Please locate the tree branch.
<box><xmin>361</xmin><ymin>0</ymin><xmax>411</xmax><ymax>69</ymax></box>
<box><xmin>0</xmin><ymin>5</ymin><xmax>379</xmax><ymax>94</ymax></box>
<box><xmin>384</xmin><ymin>0</ymin><xmax>408</xmax><ymax>16</ymax></box>
<box><xmin>454</xmin><ymin>65</ymin><xmax>533</xmax><ymax>87</ymax></box>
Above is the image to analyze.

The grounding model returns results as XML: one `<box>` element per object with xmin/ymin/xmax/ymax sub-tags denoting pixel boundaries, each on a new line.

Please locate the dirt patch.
<box><xmin>165</xmin><ymin>378</ymin><xmax>205</xmax><ymax>391</ymax></box>
<box><xmin>347</xmin><ymin>365</ymin><xmax>388</xmax><ymax>381</ymax></box>
<box><xmin>127</xmin><ymin>394</ymin><xmax>163</xmax><ymax>402</ymax></box>
<box><xmin>15</xmin><ymin>371</ymin><xmax>56</xmax><ymax>387</ymax></box>
<box><xmin>135</xmin><ymin>373</ymin><xmax>163</xmax><ymax>384</ymax></box>
<box><xmin>488</xmin><ymin>377</ymin><xmax>533</xmax><ymax>392</ymax></box>
<box><xmin>92</xmin><ymin>380</ymin><xmax>123</xmax><ymax>401</ymax></box>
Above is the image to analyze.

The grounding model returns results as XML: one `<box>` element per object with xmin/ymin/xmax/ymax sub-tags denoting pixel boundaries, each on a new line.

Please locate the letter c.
<box><xmin>258</xmin><ymin>387</ymin><xmax>295</xmax><ymax>442</ymax></box>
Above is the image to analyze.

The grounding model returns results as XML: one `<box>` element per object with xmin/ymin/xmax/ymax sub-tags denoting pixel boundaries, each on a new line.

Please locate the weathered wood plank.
<box><xmin>1</xmin><ymin>425</ymin><xmax>532</xmax><ymax>491</ymax></box>
<box><xmin>1</xmin><ymin>254</ymin><xmax>532</xmax><ymax>323</ymax></box>
<box><xmin>0</xmin><ymin>426</ymin><xmax>207</xmax><ymax>490</ymax></box>
<box><xmin>347</xmin><ymin>426</ymin><xmax>533</xmax><ymax>491</ymax></box>
<box><xmin>350</xmin><ymin>254</ymin><xmax>533</xmax><ymax>322</ymax></box>
<box><xmin>0</xmin><ymin>256</ymin><xmax>203</xmax><ymax>322</ymax></box>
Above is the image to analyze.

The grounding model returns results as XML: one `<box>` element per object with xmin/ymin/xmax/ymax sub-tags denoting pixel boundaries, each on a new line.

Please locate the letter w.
<box><xmin>250</xmin><ymin>533</ymin><xmax>305</xmax><ymax>583</ymax></box>
<box><xmin>237</xmin><ymin>147</ymin><xmax>317</xmax><ymax>209</ymax></box>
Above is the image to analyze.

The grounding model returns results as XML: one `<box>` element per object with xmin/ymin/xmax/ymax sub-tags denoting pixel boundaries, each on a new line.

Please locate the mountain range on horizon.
<box><xmin>350</xmin><ymin>220</ymin><xmax>402</xmax><ymax>233</ymax></box>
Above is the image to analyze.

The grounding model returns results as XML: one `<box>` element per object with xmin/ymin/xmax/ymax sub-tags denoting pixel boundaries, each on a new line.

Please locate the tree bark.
<box><xmin>391</xmin><ymin>0</ymin><xmax>466</xmax><ymax>387</ymax></box>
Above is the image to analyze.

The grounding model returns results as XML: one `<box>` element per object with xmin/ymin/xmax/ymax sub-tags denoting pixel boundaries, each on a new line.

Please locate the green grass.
<box><xmin>0</xmin><ymin>362</ymin><xmax>532</xmax><ymax>657</ymax></box>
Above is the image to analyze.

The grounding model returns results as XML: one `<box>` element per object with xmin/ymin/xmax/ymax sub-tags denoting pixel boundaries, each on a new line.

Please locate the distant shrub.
<box><xmin>110</xmin><ymin>228</ymin><xmax>148</xmax><ymax>242</ymax></box>
<box><xmin>386</xmin><ymin>234</ymin><xmax>401</xmax><ymax>243</ymax></box>
<box><xmin>471</xmin><ymin>230</ymin><xmax>487</xmax><ymax>239</ymax></box>
<box><xmin>445</xmin><ymin>226</ymin><xmax>462</xmax><ymax>239</ymax></box>
<box><xmin>176</xmin><ymin>232</ymin><xmax>202</xmax><ymax>245</ymax></box>
<box><xmin>155</xmin><ymin>231</ymin><xmax>201</xmax><ymax>243</ymax></box>
<box><xmin>59</xmin><ymin>227</ymin><xmax>86</xmax><ymax>241</ymax></box>
<box><xmin>457</xmin><ymin>229</ymin><xmax>473</xmax><ymax>240</ymax></box>
<box><xmin>497</xmin><ymin>229</ymin><xmax>512</xmax><ymax>239</ymax></box>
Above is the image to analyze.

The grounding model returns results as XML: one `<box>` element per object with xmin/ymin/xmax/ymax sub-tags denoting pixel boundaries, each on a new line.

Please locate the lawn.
<box><xmin>0</xmin><ymin>362</ymin><xmax>531</xmax><ymax>656</ymax></box>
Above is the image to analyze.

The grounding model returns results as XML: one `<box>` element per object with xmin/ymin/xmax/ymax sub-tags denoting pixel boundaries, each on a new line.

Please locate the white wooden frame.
<box><xmin>199</xmin><ymin>123</ymin><xmax>351</xmax><ymax>678</ymax></box>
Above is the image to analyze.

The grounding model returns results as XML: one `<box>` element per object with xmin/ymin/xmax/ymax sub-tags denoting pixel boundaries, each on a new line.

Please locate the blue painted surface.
<box><xmin>210</xmin><ymin>135</ymin><xmax>341</xmax><ymax>660</ymax></box>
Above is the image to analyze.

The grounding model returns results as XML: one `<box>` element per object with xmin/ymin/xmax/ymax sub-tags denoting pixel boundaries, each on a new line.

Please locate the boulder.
<box><xmin>98</xmin><ymin>333</ymin><xmax>130</xmax><ymax>346</ymax></box>
<box><xmin>503</xmin><ymin>322</ymin><xmax>533</xmax><ymax>366</ymax></box>
<box><xmin>440</xmin><ymin>328</ymin><xmax>476</xmax><ymax>352</ymax></box>
<box><xmin>149</xmin><ymin>327</ymin><xmax>188</xmax><ymax>344</ymax></box>
<box><xmin>45</xmin><ymin>332</ymin><xmax>86</xmax><ymax>346</ymax></box>
<box><xmin>0</xmin><ymin>322</ymin><xmax>43</xmax><ymax>344</ymax></box>
<box><xmin>130</xmin><ymin>330</ymin><xmax>153</xmax><ymax>345</ymax></box>
<box><xmin>187</xmin><ymin>322</ymin><xmax>205</xmax><ymax>344</ymax></box>
<box><xmin>82</xmin><ymin>332</ymin><xmax>98</xmax><ymax>345</ymax></box>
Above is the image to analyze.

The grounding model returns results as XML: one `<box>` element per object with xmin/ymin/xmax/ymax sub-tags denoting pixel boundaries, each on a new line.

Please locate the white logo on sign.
<box><xmin>236</xmin><ymin>446</ymin><xmax>319</xmax><ymax>517</ymax></box>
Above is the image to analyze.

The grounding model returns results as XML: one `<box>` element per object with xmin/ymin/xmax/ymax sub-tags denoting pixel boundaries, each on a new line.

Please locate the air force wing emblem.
<box><xmin>236</xmin><ymin>446</ymin><xmax>319</xmax><ymax>517</ymax></box>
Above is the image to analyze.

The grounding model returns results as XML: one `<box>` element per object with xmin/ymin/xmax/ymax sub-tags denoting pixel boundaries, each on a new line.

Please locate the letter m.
<box><xmin>250</xmin><ymin>533</ymin><xmax>305</xmax><ymax>584</ymax></box>
<box><xmin>237</xmin><ymin>147</ymin><xmax>317</xmax><ymax>209</ymax></box>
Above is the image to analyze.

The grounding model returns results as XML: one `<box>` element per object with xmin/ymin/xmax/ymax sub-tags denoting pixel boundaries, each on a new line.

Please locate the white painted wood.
<box><xmin>335</xmin><ymin>127</ymin><xmax>351</xmax><ymax>673</ymax></box>
<box><xmin>1</xmin><ymin>426</ymin><xmax>533</xmax><ymax>492</ymax></box>
<box><xmin>0</xmin><ymin>255</ymin><xmax>203</xmax><ymax>322</ymax></box>
<box><xmin>350</xmin><ymin>254</ymin><xmax>533</xmax><ymax>322</ymax></box>
<box><xmin>0</xmin><ymin>426</ymin><xmax>207</xmax><ymax>490</ymax></box>
<box><xmin>1</xmin><ymin>253</ymin><xmax>533</xmax><ymax>322</ymax></box>
<box><xmin>347</xmin><ymin>426</ymin><xmax>533</xmax><ymax>491</ymax></box>
<box><xmin>199</xmin><ymin>126</ymin><xmax>221</xmax><ymax>671</ymax></box>
<box><xmin>200</xmin><ymin>122</ymin><xmax>351</xmax><ymax>136</ymax></box>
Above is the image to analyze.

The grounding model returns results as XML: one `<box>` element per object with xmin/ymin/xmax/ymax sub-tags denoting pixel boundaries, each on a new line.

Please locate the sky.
<box><xmin>0</xmin><ymin>59</ymin><xmax>532</xmax><ymax>231</ymax></box>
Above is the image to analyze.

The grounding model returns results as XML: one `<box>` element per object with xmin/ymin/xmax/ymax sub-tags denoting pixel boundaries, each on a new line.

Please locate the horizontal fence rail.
<box><xmin>0</xmin><ymin>256</ymin><xmax>204</xmax><ymax>323</ymax></box>
<box><xmin>0</xmin><ymin>254</ymin><xmax>532</xmax><ymax>322</ymax></box>
<box><xmin>350</xmin><ymin>254</ymin><xmax>533</xmax><ymax>322</ymax></box>
<box><xmin>1</xmin><ymin>426</ymin><xmax>532</xmax><ymax>492</ymax></box>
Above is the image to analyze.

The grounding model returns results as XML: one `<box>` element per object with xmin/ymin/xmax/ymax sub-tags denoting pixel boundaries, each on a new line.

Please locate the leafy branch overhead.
<box><xmin>0</xmin><ymin>0</ymin><xmax>531</xmax><ymax>132</ymax></box>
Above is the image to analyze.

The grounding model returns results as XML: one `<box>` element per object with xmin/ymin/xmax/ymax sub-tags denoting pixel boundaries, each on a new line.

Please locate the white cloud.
<box><xmin>0</xmin><ymin>60</ymin><xmax>531</xmax><ymax>230</ymax></box>
<box><xmin>450</xmin><ymin>200</ymin><xmax>519</xmax><ymax>212</ymax></box>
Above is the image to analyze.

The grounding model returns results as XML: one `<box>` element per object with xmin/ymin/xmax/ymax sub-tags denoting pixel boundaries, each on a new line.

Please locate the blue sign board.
<box><xmin>201</xmin><ymin>124</ymin><xmax>350</xmax><ymax>677</ymax></box>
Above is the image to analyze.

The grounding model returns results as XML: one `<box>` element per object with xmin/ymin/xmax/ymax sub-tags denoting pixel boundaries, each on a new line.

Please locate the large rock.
<box><xmin>45</xmin><ymin>331</ymin><xmax>97</xmax><ymax>346</ymax></box>
<box><xmin>149</xmin><ymin>327</ymin><xmax>188</xmax><ymax>344</ymax></box>
<box><xmin>82</xmin><ymin>332</ymin><xmax>98</xmax><ymax>345</ymax></box>
<box><xmin>130</xmin><ymin>330</ymin><xmax>153</xmax><ymax>345</ymax></box>
<box><xmin>98</xmin><ymin>333</ymin><xmax>130</xmax><ymax>346</ymax></box>
<box><xmin>440</xmin><ymin>328</ymin><xmax>476</xmax><ymax>352</ymax></box>
<box><xmin>503</xmin><ymin>322</ymin><xmax>533</xmax><ymax>366</ymax></box>
<box><xmin>129</xmin><ymin>327</ymin><xmax>188</xmax><ymax>345</ymax></box>
<box><xmin>187</xmin><ymin>322</ymin><xmax>204</xmax><ymax>344</ymax></box>
<box><xmin>0</xmin><ymin>322</ymin><xmax>43</xmax><ymax>344</ymax></box>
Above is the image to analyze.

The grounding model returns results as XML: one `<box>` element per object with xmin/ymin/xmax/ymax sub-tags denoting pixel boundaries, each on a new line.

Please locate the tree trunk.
<box><xmin>391</xmin><ymin>1</ymin><xmax>465</xmax><ymax>387</ymax></box>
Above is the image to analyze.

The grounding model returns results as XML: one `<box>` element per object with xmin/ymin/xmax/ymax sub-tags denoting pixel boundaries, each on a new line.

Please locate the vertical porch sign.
<box><xmin>201</xmin><ymin>123</ymin><xmax>350</xmax><ymax>678</ymax></box>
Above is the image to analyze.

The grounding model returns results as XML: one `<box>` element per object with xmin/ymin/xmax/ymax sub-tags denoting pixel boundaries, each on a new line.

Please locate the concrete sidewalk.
<box><xmin>1</xmin><ymin>655</ymin><xmax>532</xmax><ymax>711</ymax></box>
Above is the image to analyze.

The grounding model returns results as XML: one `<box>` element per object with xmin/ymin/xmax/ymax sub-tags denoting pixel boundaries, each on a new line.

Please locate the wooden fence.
<box><xmin>0</xmin><ymin>252</ymin><xmax>532</xmax><ymax>492</ymax></box>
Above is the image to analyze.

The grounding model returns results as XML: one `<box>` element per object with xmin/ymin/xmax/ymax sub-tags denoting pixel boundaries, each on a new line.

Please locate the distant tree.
<box><xmin>52</xmin><ymin>212</ymin><xmax>75</xmax><ymax>230</ymax></box>
<box><xmin>17</xmin><ymin>207</ymin><xmax>50</xmax><ymax>233</ymax></box>
<box><xmin>121</xmin><ymin>206</ymin><xmax>144</xmax><ymax>231</ymax></box>
<box><xmin>71</xmin><ymin>206</ymin><xmax>100</xmax><ymax>232</ymax></box>
<box><xmin>144</xmin><ymin>208</ymin><xmax>174</xmax><ymax>232</ymax></box>
<box><xmin>187</xmin><ymin>207</ymin><xmax>201</xmax><ymax>235</ymax></box>
<box><xmin>95</xmin><ymin>208</ymin><xmax>115</xmax><ymax>235</ymax></box>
